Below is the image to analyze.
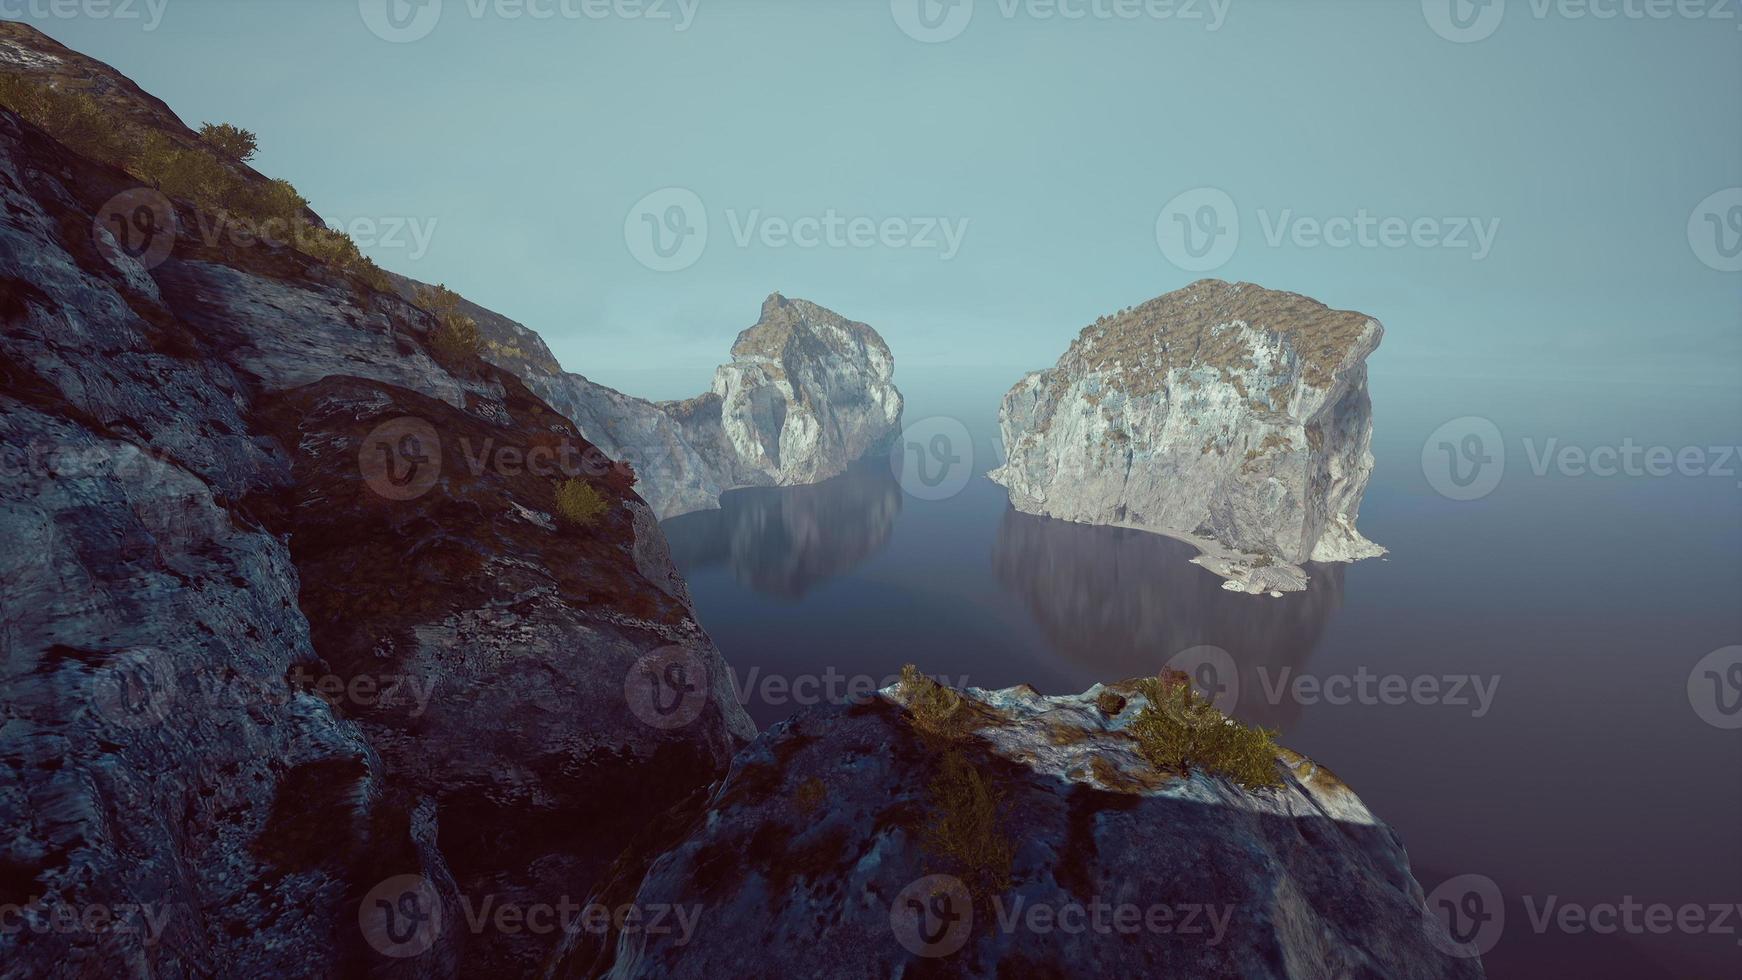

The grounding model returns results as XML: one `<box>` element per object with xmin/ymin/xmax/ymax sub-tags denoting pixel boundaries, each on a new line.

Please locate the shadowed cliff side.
<box><xmin>0</xmin><ymin>27</ymin><xmax>751</xmax><ymax>976</ymax></box>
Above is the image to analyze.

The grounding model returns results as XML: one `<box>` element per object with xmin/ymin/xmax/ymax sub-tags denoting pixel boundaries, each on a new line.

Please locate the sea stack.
<box><xmin>989</xmin><ymin>279</ymin><xmax>1385</xmax><ymax>593</ymax></box>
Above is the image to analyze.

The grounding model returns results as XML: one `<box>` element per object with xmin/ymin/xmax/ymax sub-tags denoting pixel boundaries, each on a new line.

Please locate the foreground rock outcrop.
<box><xmin>444</xmin><ymin>285</ymin><xmax>904</xmax><ymax>520</ymax></box>
<box><xmin>989</xmin><ymin>280</ymin><xmax>1385</xmax><ymax>593</ymax></box>
<box><xmin>550</xmin><ymin>678</ymin><xmax>1483</xmax><ymax>979</ymax></box>
<box><xmin>0</xmin><ymin>24</ymin><xmax>751</xmax><ymax>975</ymax></box>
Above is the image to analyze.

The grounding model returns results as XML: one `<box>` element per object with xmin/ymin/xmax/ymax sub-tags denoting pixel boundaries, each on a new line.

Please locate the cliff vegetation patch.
<box><xmin>1128</xmin><ymin>673</ymin><xmax>1282</xmax><ymax>790</ymax></box>
<box><xmin>897</xmin><ymin>665</ymin><xmax>1014</xmax><ymax>899</ymax></box>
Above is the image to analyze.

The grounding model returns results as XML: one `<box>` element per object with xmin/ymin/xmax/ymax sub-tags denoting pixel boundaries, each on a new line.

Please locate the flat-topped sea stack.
<box><xmin>989</xmin><ymin>280</ymin><xmax>1385</xmax><ymax>593</ymax></box>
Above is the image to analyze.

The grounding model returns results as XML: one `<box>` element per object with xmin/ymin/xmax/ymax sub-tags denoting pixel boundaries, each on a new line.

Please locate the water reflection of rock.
<box><xmin>662</xmin><ymin>459</ymin><xmax>901</xmax><ymax>599</ymax></box>
<box><xmin>993</xmin><ymin>507</ymin><xmax>1344</xmax><ymax>732</ymax></box>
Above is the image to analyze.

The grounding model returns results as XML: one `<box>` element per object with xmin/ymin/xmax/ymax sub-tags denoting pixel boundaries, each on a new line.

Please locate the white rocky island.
<box><xmin>989</xmin><ymin>279</ymin><xmax>1385</xmax><ymax>594</ymax></box>
<box><xmin>457</xmin><ymin>290</ymin><xmax>903</xmax><ymax>518</ymax></box>
<box><xmin>662</xmin><ymin>293</ymin><xmax>904</xmax><ymax>493</ymax></box>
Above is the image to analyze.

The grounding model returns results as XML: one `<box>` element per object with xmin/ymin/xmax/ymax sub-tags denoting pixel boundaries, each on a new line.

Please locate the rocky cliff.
<box><xmin>661</xmin><ymin>294</ymin><xmax>903</xmax><ymax>498</ymax></box>
<box><xmin>420</xmin><ymin>281</ymin><xmax>903</xmax><ymax>521</ymax></box>
<box><xmin>989</xmin><ymin>280</ymin><xmax>1385</xmax><ymax>594</ymax></box>
<box><xmin>0</xmin><ymin>24</ymin><xmax>751</xmax><ymax>976</ymax></box>
<box><xmin>548</xmin><ymin>675</ymin><xmax>1483</xmax><ymax>979</ymax></box>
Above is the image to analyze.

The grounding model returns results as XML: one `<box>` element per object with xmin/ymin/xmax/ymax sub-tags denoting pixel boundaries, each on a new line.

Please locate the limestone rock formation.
<box><xmin>989</xmin><ymin>279</ymin><xmax>1385</xmax><ymax>593</ymax></box>
<box><xmin>550</xmin><ymin>680</ymin><xmax>1484</xmax><ymax>979</ymax></box>
<box><xmin>663</xmin><ymin>293</ymin><xmax>904</xmax><ymax>494</ymax></box>
<box><xmin>422</xmin><ymin>282</ymin><xmax>903</xmax><ymax>521</ymax></box>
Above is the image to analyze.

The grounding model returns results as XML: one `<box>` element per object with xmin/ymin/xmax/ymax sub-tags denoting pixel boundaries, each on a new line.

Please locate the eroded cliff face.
<box><xmin>0</xmin><ymin>65</ymin><xmax>750</xmax><ymax>979</ymax></box>
<box><xmin>437</xmin><ymin>285</ymin><xmax>902</xmax><ymax>521</ymax></box>
<box><xmin>549</xmin><ymin>680</ymin><xmax>1482</xmax><ymax>980</ymax></box>
<box><xmin>989</xmin><ymin>279</ymin><xmax>1385</xmax><ymax>594</ymax></box>
<box><xmin>664</xmin><ymin>294</ymin><xmax>903</xmax><ymax>494</ymax></box>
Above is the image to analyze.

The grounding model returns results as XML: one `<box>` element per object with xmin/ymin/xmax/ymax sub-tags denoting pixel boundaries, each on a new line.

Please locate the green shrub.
<box><xmin>0</xmin><ymin>73</ymin><xmax>394</xmax><ymax>295</ymax></box>
<box><xmin>921</xmin><ymin>751</ymin><xmax>1013</xmax><ymax>896</ymax></box>
<box><xmin>302</xmin><ymin>224</ymin><xmax>392</xmax><ymax>292</ymax></box>
<box><xmin>1128</xmin><ymin>674</ymin><xmax>1282</xmax><ymax>790</ymax></box>
<box><xmin>554</xmin><ymin>478</ymin><xmax>609</xmax><ymax>527</ymax></box>
<box><xmin>197</xmin><ymin>122</ymin><xmax>257</xmax><ymax>162</ymax></box>
<box><xmin>899</xmin><ymin>663</ymin><xmax>968</xmax><ymax>741</ymax></box>
<box><xmin>414</xmin><ymin>283</ymin><xmax>481</xmax><ymax>364</ymax></box>
<box><xmin>0</xmin><ymin>72</ymin><xmax>132</xmax><ymax>163</ymax></box>
<box><xmin>897</xmin><ymin>664</ymin><xmax>1013</xmax><ymax>899</ymax></box>
<box><xmin>132</xmin><ymin>130</ymin><xmax>242</xmax><ymax>207</ymax></box>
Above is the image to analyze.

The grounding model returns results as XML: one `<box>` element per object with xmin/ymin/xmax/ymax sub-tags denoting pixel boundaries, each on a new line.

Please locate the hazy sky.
<box><xmin>12</xmin><ymin>0</ymin><xmax>1740</xmax><ymax>397</ymax></box>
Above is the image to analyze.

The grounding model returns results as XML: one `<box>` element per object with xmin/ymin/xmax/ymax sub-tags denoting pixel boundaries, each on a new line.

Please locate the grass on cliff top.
<box><xmin>0</xmin><ymin>72</ymin><xmax>392</xmax><ymax>295</ymax></box>
<box><xmin>1129</xmin><ymin>673</ymin><xmax>1283</xmax><ymax>791</ymax></box>
<box><xmin>897</xmin><ymin>665</ymin><xmax>1014</xmax><ymax>898</ymax></box>
<box><xmin>1067</xmin><ymin>279</ymin><xmax>1373</xmax><ymax>394</ymax></box>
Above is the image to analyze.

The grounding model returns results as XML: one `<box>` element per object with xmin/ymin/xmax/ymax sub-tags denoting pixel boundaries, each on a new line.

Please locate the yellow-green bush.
<box><xmin>554</xmin><ymin>478</ymin><xmax>609</xmax><ymax>528</ymax></box>
<box><xmin>920</xmin><ymin>751</ymin><xmax>1013</xmax><ymax>896</ymax></box>
<box><xmin>413</xmin><ymin>283</ymin><xmax>482</xmax><ymax>364</ymax></box>
<box><xmin>0</xmin><ymin>72</ymin><xmax>391</xmax><ymax>294</ymax></box>
<box><xmin>898</xmin><ymin>664</ymin><xmax>1013</xmax><ymax>898</ymax></box>
<box><xmin>1128</xmin><ymin>675</ymin><xmax>1282</xmax><ymax>790</ymax></box>
<box><xmin>197</xmin><ymin>121</ymin><xmax>257</xmax><ymax>162</ymax></box>
<box><xmin>0</xmin><ymin>72</ymin><xmax>130</xmax><ymax>163</ymax></box>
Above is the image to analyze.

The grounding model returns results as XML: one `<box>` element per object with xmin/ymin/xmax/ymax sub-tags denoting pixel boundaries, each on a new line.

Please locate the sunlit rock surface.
<box><xmin>990</xmin><ymin>280</ymin><xmax>1385</xmax><ymax>593</ymax></box>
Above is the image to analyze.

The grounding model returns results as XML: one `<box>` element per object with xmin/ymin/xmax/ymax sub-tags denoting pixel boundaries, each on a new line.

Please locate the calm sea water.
<box><xmin>662</xmin><ymin>366</ymin><xmax>1742</xmax><ymax>980</ymax></box>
